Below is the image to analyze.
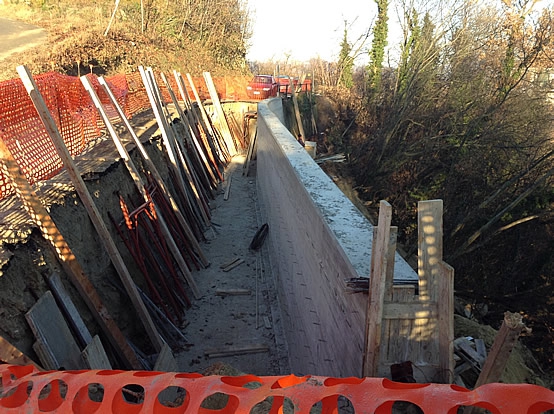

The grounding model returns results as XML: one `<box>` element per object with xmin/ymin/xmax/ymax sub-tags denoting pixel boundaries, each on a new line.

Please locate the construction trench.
<box><xmin>0</xmin><ymin>68</ymin><xmax>552</xmax><ymax>413</ymax></box>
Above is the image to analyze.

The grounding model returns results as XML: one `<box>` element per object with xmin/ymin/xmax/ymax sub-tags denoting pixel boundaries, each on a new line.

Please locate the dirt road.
<box><xmin>0</xmin><ymin>17</ymin><xmax>46</xmax><ymax>61</ymax></box>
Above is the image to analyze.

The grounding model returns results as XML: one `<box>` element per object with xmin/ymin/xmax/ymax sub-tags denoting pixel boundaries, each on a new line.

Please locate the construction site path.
<box><xmin>173</xmin><ymin>154</ymin><xmax>290</xmax><ymax>377</ymax></box>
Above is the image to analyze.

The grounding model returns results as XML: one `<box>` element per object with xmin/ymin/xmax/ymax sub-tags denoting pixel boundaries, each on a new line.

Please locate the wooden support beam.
<box><xmin>17</xmin><ymin>64</ymin><xmax>164</xmax><ymax>354</ymax></box>
<box><xmin>475</xmin><ymin>312</ymin><xmax>529</xmax><ymax>387</ymax></box>
<box><xmin>186</xmin><ymin>73</ymin><xmax>228</xmax><ymax>164</ymax></box>
<box><xmin>0</xmin><ymin>135</ymin><xmax>141</xmax><ymax>369</ymax></box>
<box><xmin>463</xmin><ymin>312</ymin><xmax>529</xmax><ymax>414</ymax></box>
<box><xmin>97</xmin><ymin>76</ymin><xmax>209</xmax><ymax>268</ymax></box>
<box><xmin>81</xmin><ymin>75</ymin><xmax>201</xmax><ymax>299</ymax></box>
<box><xmin>362</xmin><ymin>200</ymin><xmax>392</xmax><ymax>377</ymax></box>
<box><xmin>139</xmin><ymin>67</ymin><xmax>206</xmax><ymax>232</ymax></box>
<box><xmin>203</xmin><ymin>72</ymin><xmax>236</xmax><ymax>156</ymax></box>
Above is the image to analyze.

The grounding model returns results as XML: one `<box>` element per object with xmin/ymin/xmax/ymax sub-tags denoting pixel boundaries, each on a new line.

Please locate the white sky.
<box><xmin>245</xmin><ymin>0</ymin><xmax>552</xmax><ymax>65</ymax></box>
<box><xmin>245</xmin><ymin>0</ymin><xmax>378</xmax><ymax>64</ymax></box>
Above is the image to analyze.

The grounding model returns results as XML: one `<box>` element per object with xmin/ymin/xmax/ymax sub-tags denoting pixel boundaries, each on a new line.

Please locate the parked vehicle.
<box><xmin>276</xmin><ymin>76</ymin><xmax>298</xmax><ymax>94</ymax></box>
<box><xmin>246</xmin><ymin>75</ymin><xmax>278</xmax><ymax>99</ymax></box>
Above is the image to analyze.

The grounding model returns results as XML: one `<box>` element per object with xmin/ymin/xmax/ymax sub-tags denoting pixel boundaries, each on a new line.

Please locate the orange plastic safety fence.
<box><xmin>0</xmin><ymin>365</ymin><xmax>553</xmax><ymax>413</ymax></box>
<box><xmin>0</xmin><ymin>71</ymin><xmax>152</xmax><ymax>200</ymax></box>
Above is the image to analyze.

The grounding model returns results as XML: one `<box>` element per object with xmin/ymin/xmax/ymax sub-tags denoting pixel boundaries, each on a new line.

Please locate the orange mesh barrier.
<box><xmin>0</xmin><ymin>364</ymin><xmax>552</xmax><ymax>413</ymax></box>
<box><xmin>0</xmin><ymin>71</ymin><xmax>250</xmax><ymax>200</ymax></box>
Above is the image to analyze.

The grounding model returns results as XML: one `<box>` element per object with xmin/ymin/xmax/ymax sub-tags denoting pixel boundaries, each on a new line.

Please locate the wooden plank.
<box><xmin>220</xmin><ymin>257</ymin><xmax>242</xmax><ymax>269</ymax></box>
<box><xmin>203</xmin><ymin>71</ymin><xmax>236</xmax><ymax>156</ymax></box>
<box><xmin>17</xmin><ymin>65</ymin><xmax>164</xmax><ymax>354</ymax></box>
<box><xmin>384</xmin><ymin>227</ymin><xmax>398</xmax><ymax>302</ymax></box>
<box><xmin>417</xmin><ymin>200</ymin><xmax>443</xmax><ymax>302</ymax></box>
<box><xmin>222</xmin><ymin>258</ymin><xmax>244</xmax><ymax>272</ymax></box>
<box><xmin>46</xmin><ymin>272</ymin><xmax>93</xmax><ymax>347</ymax></box>
<box><xmin>215</xmin><ymin>289</ymin><xmax>251</xmax><ymax>296</ymax></box>
<box><xmin>26</xmin><ymin>291</ymin><xmax>84</xmax><ymax>370</ymax></box>
<box><xmin>153</xmin><ymin>343</ymin><xmax>178</xmax><ymax>372</ymax></box>
<box><xmin>0</xmin><ymin>335</ymin><xmax>42</xmax><ymax>369</ymax></box>
<box><xmin>475</xmin><ymin>339</ymin><xmax>487</xmax><ymax>364</ymax></box>
<box><xmin>0</xmin><ymin>135</ymin><xmax>141</xmax><ymax>370</ymax></box>
<box><xmin>455</xmin><ymin>338</ymin><xmax>483</xmax><ymax>369</ymax></box>
<box><xmin>473</xmin><ymin>312</ymin><xmax>529</xmax><ymax>388</ymax></box>
<box><xmin>223</xmin><ymin>172</ymin><xmax>232</xmax><ymax>200</ymax></box>
<box><xmin>382</xmin><ymin>303</ymin><xmax>438</xmax><ymax>319</ymax></box>
<box><xmin>204</xmin><ymin>344</ymin><xmax>269</xmax><ymax>358</ymax></box>
<box><xmin>82</xmin><ymin>335</ymin><xmax>112</xmax><ymax>369</ymax></box>
<box><xmin>33</xmin><ymin>341</ymin><xmax>56</xmax><ymax>370</ymax></box>
<box><xmin>362</xmin><ymin>200</ymin><xmax>392</xmax><ymax>377</ymax></box>
<box><xmin>438</xmin><ymin>261</ymin><xmax>455</xmax><ymax>383</ymax></box>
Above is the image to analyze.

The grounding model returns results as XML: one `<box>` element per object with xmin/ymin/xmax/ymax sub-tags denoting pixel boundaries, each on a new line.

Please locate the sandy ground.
<box><xmin>172</xmin><ymin>155</ymin><xmax>290</xmax><ymax>376</ymax></box>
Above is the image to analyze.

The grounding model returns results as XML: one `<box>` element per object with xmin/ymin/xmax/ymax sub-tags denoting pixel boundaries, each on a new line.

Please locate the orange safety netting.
<box><xmin>0</xmin><ymin>71</ymin><xmax>148</xmax><ymax>200</ymax></box>
<box><xmin>0</xmin><ymin>71</ymin><xmax>250</xmax><ymax>201</ymax></box>
<box><xmin>0</xmin><ymin>364</ymin><xmax>553</xmax><ymax>413</ymax></box>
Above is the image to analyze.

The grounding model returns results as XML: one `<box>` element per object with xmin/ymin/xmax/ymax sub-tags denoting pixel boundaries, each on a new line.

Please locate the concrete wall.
<box><xmin>255</xmin><ymin>98</ymin><xmax>418</xmax><ymax>378</ymax></box>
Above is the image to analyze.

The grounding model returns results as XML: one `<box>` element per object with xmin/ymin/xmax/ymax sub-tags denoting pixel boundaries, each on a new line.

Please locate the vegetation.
<box><xmin>0</xmin><ymin>0</ymin><xmax>252</xmax><ymax>80</ymax></box>
<box><xmin>316</xmin><ymin>0</ymin><xmax>554</xmax><ymax>377</ymax></box>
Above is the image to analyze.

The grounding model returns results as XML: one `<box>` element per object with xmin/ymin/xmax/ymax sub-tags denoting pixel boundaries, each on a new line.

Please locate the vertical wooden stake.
<box><xmin>463</xmin><ymin>312</ymin><xmax>529</xmax><ymax>414</ymax></box>
<box><xmin>362</xmin><ymin>200</ymin><xmax>392</xmax><ymax>377</ymax></box>
<box><xmin>17</xmin><ymin>65</ymin><xmax>163</xmax><ymax>353</ymax></box>
<box><xmin>438</xmin><ymin>261</ymin><xmax>454</xmax><ymax>384</ymax></box>
<box><xmin>289</xmin><ymin>75</ymin><xmax>306</xmax><ymax>142</ymax></box>
<box><xmin>0</xmin><ymin>138</ymin><xmax>142</xmax><ymax>369</ymax></box>
<box><xmin>418</xmin><ymin>200</ymin><xmax>443</xmax><ymax>302</ymax></box>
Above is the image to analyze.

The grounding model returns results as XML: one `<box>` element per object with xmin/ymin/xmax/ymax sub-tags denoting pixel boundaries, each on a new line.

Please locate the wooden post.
<box><xmin>418</xmin><ymin>200</ymin><xmax>443</xmax><ymax>303</ymax></box>
<box><xmin>362</xmin><ymin>200</ymin><xmax>392</xmax><ymax>377</ymax></box>
<box><xmin>289</xmin><ymin>76</ymin><xmax>305</xmax><ymax>142</ymax></box>
<box><xmin>81</xmin><ymin>75</ymin><xmax>201</xmax><ymax>299</ymax></box>
<box><xmin>203</xmin><ymin>71</ymin><xmax>236</xmax><ymax>156</ymax></box>
<box><xmin>0</xmin><ymin>138</ymin><xmax>142</xmax><ymax>369</ymax></box>
<box><xmin>418</xmin><ymin>200</ymin><xmax>454</xmax><ymax>383</ymax></box>
<box><xmin>438</xmin><ymin>261</ymin><xmax>455</xmax><ymax>383</ymax></box>
<box><xmin>17</xmin><ymin>65</ymin><xmax>164</xmax><ymax>353</ymax></box>
<box><xmin>476</xmin><ymin>312</ymin><xmax>529</xmax><ymax>386</ymax></box>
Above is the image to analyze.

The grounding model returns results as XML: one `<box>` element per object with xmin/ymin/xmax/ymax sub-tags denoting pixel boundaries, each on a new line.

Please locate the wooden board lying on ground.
<box><xmin>153</xmin><ymin>343</ymin><xmax>178</xmax><ymax>372</ymax></box>
<box><xmin>82</xmin><ymin>335</ymin><xmax>112</xmax><ymax>369</ymax></box>
<box><xmin>25</xmin><ymin>291</ymin><xmax>84</xmax><ymax>370</ymax></box>
<box><xmin>46</xmin><ymin>272</ymin><xmax>93</xmax><ymax>347</ymax></box>
<box><xmin>204</xmin><ymin>344</ymin><xmax>269</xmax><ymax>358</ymax></box>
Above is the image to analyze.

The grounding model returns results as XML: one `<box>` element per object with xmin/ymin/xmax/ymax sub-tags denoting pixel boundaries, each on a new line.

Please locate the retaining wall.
<box><xmin>255</xmin><ymin>98</ymin><xmax>418</xmax><ymax>378</ymax></box>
